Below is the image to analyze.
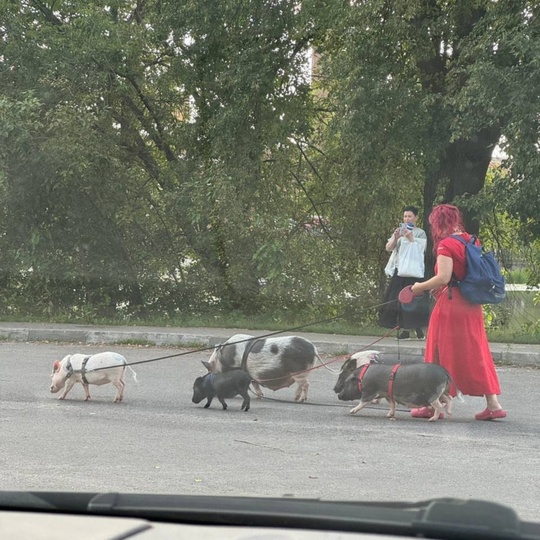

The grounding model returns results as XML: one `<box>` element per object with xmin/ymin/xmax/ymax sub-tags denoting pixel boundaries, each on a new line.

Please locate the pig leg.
<box><xmin>240</xmin><ymin>392</ymin><xmax>250</xmax><ymax>412</ymax></box>
<box><xmin>428</xmin><ymin>399</ymin><xmax>445</xmax><ymax>422</ymax></box>
<box><xmin>59</xmin><ymin>379</ymin><xmax>77</xmax><ymax>400</ymax></box>
<box><xmin>293</xmin><ymin>375</ymin><xmax>309</xmax><ymax>402</ymax></box>
<box><xmin>386</xmin><ymin>398</ymin><xmax>397</xmax><ymax>419</ymax></box>
<box><xmin>82</xmin><ymin>383</ymin><xmax>91</xmax><ymax>401</ymax></box>
<box><xmin>112</xmin><ymin>379</ymin><xmax>125</xmax><ymax>403</ymax></box>
<box><xmin>217</xmin><ymin>397</ymin><xmax>228</xmax><ymax>410</ymax></box>
<box><xmin>349</xmin><ymin>400</ymin><xmax>370</xmax><ymax>415</ymax></box>
<box><xmin>251</xmin><ymin>380</ymin><xmax>264</xmax><ymax>398</ymax></box>
<box><xmin>204</xmin><ymin>396</ymin><xmax>214</xmax><ymax>408</ymax></box>
<box><xmin>441</xmin><ymin>393</ymin><xmax>453</xmax><ymax>415</ymax></box>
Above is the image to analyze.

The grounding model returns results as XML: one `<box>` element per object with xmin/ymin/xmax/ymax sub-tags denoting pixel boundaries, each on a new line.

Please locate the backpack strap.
<box><xmin>450</xmin><ymin>234</ymin><xmax>479</xmax><ymax>245</ymax></box>
<box><xmin>450</xmin><ymin>233</ymin><xmax>482</xmax><ymax>247</ymax></box>
<box><xmin>447</xmin><ymin>235</ymin><xmax>476</xmax><ymax>300</ymax></box>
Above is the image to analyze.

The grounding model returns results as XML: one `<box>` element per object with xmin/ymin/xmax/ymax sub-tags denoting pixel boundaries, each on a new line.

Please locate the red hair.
<box><xmin>428</xmin><ymin>204</ymin><xmax>465</xmax><ymax>251</ymax></box>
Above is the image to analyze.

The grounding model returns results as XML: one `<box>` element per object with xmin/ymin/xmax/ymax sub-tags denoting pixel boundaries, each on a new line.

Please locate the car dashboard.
<box><xmin>1</xmin><ymin>492</ymin><xmax>539</xmax><ymax>540</ymax></box>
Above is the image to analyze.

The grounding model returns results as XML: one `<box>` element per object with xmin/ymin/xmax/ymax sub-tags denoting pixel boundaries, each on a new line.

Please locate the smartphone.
<box><xmin>399</xmin><ymin>223</ymin><xmax>413</xmax><ymax>235</ymax></box>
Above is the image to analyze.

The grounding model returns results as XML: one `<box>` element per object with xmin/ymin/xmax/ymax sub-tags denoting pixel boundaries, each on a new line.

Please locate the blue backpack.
<box><xmin>450</xmin><ymin>235</ymin><xmax>506</xmax><ymax>304</ymax></box>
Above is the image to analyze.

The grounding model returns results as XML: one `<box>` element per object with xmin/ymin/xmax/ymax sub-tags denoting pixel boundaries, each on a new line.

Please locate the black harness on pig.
<box><xmin>64</xmin><ymin>355</ymin><xmax>92</xmax><ymax>385</ymax></box>
<box><xmin>357</xmin><ymin>362</ymin><xmax>401</xmax><ymax>401</ymax></box>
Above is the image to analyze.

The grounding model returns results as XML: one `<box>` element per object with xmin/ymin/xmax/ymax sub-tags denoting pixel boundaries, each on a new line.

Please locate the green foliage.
<box><xmin>315</xmin><ymin>0</ymin><xmax>540</xmax><ymax>243</ymax></box>
<box><xmin>455</xmin><ymin>164</ymin><xmax>540</xmax><ymax>288</ymax></box>
<box><xmin>0</xmin><ymin>0</ymin><xmax>539</xmax><ymax>338</ymax></box>
<box><xmin>0</xmin><ymin>0</ymin><xmax>320</xmax><ymax>317</ymax></box>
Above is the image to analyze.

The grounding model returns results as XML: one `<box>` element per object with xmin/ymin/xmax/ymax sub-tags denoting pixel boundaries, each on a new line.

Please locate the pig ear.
<box><xmin>53</xmin><ymin>360</ymin><xmax>61</xmax><ymax>372</ymax></box>
<box><xmin>201</xmin><ymin>360</ymin><xmax>212</xmax><ymax>372</ymax></box>
<box><xmin>340</xmin><ymin>358</ymin><xmax>350</xmax><ymax>372</ymax></box>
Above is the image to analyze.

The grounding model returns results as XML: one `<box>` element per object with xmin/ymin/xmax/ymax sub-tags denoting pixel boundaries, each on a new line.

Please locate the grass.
<box><xmin>1</xmin><ymin>290</ymin><xmax>539</xmax><ymax>344</ymax></box>
<box><xmin>485</xmin><ymin>290</ymin><xmax>540</xmax><ymax>343</ymax></box>
<box><xmin>112</xmin><ymin>339</ymin><xmax>156</xmax><ymax>347</ymax></box>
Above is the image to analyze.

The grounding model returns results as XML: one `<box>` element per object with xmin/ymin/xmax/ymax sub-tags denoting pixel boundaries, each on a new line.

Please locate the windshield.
<box><xmin>1</xmin><ymin>0</ymin><xmax>539</xmax><ymax>525</ymax></box>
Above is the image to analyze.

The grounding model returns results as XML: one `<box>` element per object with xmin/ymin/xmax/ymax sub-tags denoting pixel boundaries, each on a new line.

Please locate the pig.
<box><xmin>337</xmin><ymin>361</ymin><xmax>454</xmax><ymax>421</ymax></box>
<box><xmin>333</xmin><ymin>350</ymin><xmax>382</xmax><ymax>395</ymax></box>
<box><xmin>203</xmin><ymin>334</ymin><xmax>321</xmax><ymax>402</ymax></box>
<box><xmin>192</xmin><ymin>368</ymin><xmax>252</xmax><ymax>411</ymax></box>
<box><xmin>50</xmin><ymin>352</ymin><xmax>136</xmax><ymax>403</ymax></box>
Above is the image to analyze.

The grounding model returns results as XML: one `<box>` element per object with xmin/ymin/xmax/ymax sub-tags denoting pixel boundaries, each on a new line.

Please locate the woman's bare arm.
<box><xmin>411</xmin><ymin>255</ymin><xmax>453</xmax><ymax>294</ymax></box>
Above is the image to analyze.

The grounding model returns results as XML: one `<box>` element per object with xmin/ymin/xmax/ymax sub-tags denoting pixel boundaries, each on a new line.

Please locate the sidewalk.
<box><xmin>0</xmin><ymin>321</ymin><xmax>538</xmax><ymax>367</ymax></box>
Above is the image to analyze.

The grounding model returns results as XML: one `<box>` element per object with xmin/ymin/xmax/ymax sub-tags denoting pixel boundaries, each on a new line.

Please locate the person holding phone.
<box><xmin>379</xmin><ymin>206</ymin><xmax>430</xmax><ymax>339</ymax></box>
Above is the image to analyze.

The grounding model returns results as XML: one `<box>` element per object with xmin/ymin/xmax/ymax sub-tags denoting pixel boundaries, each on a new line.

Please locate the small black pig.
<box><xmin>192</xmin><ymin>368</ymin><xmax>252</xmax><ymax>411</ymax></box>
<box><xmin>337</xmin><ymin>363</ymin><xmax>453</xmax><ymax>421</ymax></box>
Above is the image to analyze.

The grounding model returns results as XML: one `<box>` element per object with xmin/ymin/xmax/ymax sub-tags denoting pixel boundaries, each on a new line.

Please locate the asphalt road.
<box><xmin>1</xmin><ymin>341</ymin><xmax>539</xmax><ymax>521</ymax></box>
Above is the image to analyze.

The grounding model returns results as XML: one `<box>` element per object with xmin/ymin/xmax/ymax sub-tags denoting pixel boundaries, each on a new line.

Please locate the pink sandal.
<box><xmin>474</xmin><ymin>408</ymin><xmax>507</xmax><ymax>421</ymax></box>
<box><xmin>410</xmin><ymin>406</ymin><xmax>445</xmax><ymax>419</ymax></box>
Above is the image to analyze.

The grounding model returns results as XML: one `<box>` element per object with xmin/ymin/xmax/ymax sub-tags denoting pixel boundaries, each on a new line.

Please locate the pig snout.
<box><xmin>333</xmin><ymin>371</ymin><xmax>349</xmax><ymax>395</ymax></box>
<box><xmin>191</xmin><ymin>378</ymin><xmax>207</xmax><ymax>404</ymax></box>
<box><xmin>337</xmin><ymin>377</ymin><xmax>361</xmax><ymax>402</ymax></box>
<box><xmin>50</xmin><ymin>381</ymin><xmax>61</xmax><ymax>393</ymax></box>
<box><xmin>50</xmin><ymin>365</ymin><xmax>66</xmax><ymax>393</ymax></box>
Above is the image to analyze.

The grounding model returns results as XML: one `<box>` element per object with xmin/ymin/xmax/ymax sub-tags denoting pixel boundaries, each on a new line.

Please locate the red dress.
<box><xmin>424</xmin><ymin>234</ymin><xmax>501</xmax><ymax>396</ymax></box>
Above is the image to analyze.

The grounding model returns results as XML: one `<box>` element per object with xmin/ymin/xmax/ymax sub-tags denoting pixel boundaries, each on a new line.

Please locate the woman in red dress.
<box><xmin>410</xmin><ymin>204</ymin><xmax>507</xmax><ymax>421</ymax></box>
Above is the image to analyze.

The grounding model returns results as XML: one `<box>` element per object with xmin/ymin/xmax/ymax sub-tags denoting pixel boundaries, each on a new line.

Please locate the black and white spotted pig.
<box><xmin>203</xmin><ymin>334</ymin><xmax>321</xmax><ymax>402</ymax></box>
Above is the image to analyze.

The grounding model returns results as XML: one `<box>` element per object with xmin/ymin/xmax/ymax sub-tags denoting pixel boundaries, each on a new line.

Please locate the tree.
<box><xmin>314</xmin><ymin>0</ymin><xmax>540</xmax><ymax>270</ymax></box>
<box><xmin>1</xmin><ymin>1</ymin><xmax>539</xmax><ymax>320</ymax></box>
<box><xmin>0</xmin><ymin>0</ymin><xmax>321</xmax><ymax>315</ymax></box>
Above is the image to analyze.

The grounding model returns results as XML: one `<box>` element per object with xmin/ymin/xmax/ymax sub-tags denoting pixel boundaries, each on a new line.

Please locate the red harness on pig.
<box><xmin>357</xmin><ymin>362</ymin><xmax>401</xmax><ymax>400</ymax></box>
<box><xmin>356</xmin><ymin>363</ymin><xmax>371</xmax><ymax>393</ymax></box>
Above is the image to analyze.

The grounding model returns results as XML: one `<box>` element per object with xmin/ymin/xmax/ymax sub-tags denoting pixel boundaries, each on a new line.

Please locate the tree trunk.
<box><xmin>423</xmin><ymin>125</ymin><xmax>500</xmax><ymax>274</ymax></box>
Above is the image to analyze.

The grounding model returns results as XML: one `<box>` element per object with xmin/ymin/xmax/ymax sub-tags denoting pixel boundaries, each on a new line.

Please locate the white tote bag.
<box><xmin>384</xmin><ymin>249</ymin><xmax>397</xmax><ymax>277</ymax></box>
<box><xmin>397</xmin><ymin>239</ymin><xmax>426</xmax><ymax>278</ymax></box>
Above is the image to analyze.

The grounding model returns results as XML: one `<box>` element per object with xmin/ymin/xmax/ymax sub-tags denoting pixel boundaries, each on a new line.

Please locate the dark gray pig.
<box><xmin>192</xmin><ymin>369</ymin><xmax>252</xmax><ymax>411</ymax></box>
<box><xmin>337</xmin><ymin>363</ymin><xmax>453</xmax><ymax>421</ymax></box>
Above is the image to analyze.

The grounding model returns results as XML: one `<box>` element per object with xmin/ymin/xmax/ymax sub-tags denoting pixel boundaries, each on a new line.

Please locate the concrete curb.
<box><xmin>0</xmin><ymin>322</ymin><xmax>538</xmax><ymax>368</ymax></box>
